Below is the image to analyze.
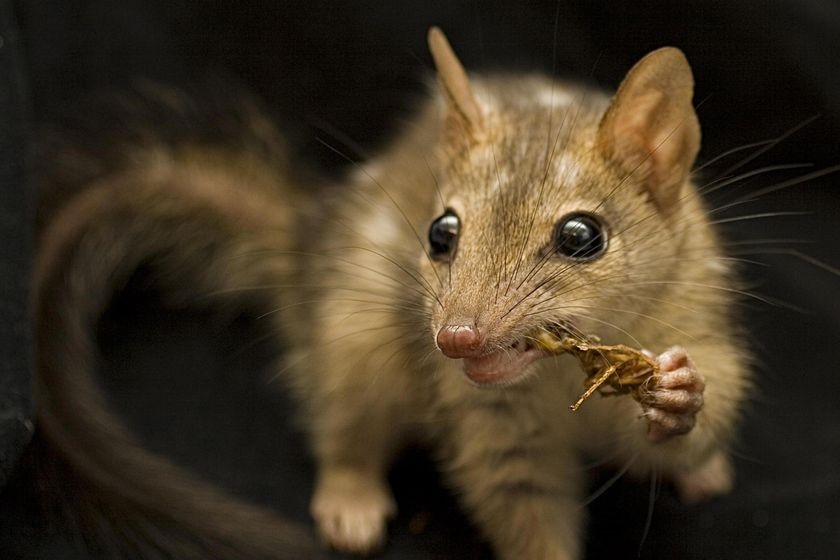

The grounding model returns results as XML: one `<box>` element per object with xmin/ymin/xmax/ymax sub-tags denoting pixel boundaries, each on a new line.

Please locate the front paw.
<box><xmin>642</xmin><ymin>346</ymin><xmax>705</xmax><ymax>443</ymax></box>
<box><xmin>311</xmin><ymin>469</ymin><xmax>396</xmax><ymax>556</ymax></box>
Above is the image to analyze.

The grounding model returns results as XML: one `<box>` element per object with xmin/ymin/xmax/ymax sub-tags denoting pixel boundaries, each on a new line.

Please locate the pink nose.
<box><xmin>436</xmin><ymin>324</ymin><xmax>482</xmax><ymax>358</ymax></box>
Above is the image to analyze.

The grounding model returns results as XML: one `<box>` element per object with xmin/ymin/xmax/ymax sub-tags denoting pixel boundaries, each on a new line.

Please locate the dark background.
<box><xmin>1</xmin><ymin>0</ymin><xmax>839</xmax><ymax>558</ymax></box>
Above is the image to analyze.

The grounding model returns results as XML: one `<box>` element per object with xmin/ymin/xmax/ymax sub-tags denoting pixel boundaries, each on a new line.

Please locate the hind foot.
<box><xmin>674</xmin><ymin>450</ymin><xmax>734</xmax><ymax>503</ymax></box>
<box><xmin>311</xmin><ymin>468</ymin><xmax>396</xmax><ymax>555</ymax></box>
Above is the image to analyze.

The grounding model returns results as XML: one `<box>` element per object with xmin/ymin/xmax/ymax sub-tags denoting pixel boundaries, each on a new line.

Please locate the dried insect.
<box><xmin>533</xmin><ymin>328</ymin><xmax>660</xmax><ymax>411</ymax></box>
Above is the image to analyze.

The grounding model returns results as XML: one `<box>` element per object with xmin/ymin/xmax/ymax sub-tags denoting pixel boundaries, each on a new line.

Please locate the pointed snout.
<box><xmin>436</xmin><ymin>324</ymin><xmax>483</xmax><ymax>358</ymax></box>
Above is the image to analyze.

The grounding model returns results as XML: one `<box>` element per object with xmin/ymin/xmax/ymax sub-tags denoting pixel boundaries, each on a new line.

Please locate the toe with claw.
<box><xmin>642</xmin><ymin>346</ymin><xmax>705</xmax><ymax>443</ymax></box>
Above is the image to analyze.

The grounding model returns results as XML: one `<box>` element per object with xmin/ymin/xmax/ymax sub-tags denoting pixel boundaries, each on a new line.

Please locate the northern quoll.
<box><xmin>33</xmin><ymin>28</ymin><xmax>748</xmax><ymax>559</ymax></box>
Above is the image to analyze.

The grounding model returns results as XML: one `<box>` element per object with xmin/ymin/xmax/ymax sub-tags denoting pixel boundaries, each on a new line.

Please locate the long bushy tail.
<box><xmin>31</xmin><ymin>82</ymin><xmax>317</xmax><ymax>559</ymax></box>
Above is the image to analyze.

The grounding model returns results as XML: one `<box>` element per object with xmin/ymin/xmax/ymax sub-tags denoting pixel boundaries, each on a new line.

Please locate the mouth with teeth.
<box><xmin>462</xmin><ymin>324</ymin><xmax>569</xmax><ymax>386</ymax></box>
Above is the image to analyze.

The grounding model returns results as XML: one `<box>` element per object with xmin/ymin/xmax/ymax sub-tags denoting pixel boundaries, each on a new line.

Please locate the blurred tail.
<box><xmin>32</xmin><ymin>81</ymin><xmax>316</xmax><ymax>559</ymax></box>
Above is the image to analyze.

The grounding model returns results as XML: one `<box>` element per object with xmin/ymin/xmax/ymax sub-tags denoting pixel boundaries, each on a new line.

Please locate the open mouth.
<box><xmin>462</xmin><ymin>341</ymin><xmax>548</xmax><ymax>385</ymax></box>
<box><xmin>462</xmin><ymin>324</ymin><xmax>569</xmax><ymax>386</ymax></box>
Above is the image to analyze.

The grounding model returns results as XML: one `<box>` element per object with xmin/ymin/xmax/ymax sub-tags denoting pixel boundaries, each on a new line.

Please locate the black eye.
<box><xmin>429</xmin><ymin>209</ymin><xmax>460</xmax><ymax>260</ymax></box>
<box><xmin>553</xmin><ymin>213</ymin><xmax>607</xmax><ymax>261</ymax></box>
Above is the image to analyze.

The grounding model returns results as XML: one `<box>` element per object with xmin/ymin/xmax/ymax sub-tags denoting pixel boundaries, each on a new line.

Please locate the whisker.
<box><xmin>256</xmin><ymin>296</ymin><xmax>426</xmax><ymax>320</ymax></box>
<box><xmin>517</xmin><ymin>100</ymin><xmax>584</xmax><ymax>289</ymax></box>
<box><xmin>203</xmin><ymin>255</ymin><xmax>430</xmax><ymax>303</ymax></box>
<box><xmin>557</xmin><ymin>291</ymin><xmax>701</xmax><ymax>314</ymax></box>
<box><xmin>637</xmin><ymin>469</ymin><xmax>660</xmax><ymax>557</ymax></box>
<box><xmin>423</xmin><ymin>154</ymin><xmax>447</xmax><ymax>213</ymax></box>
<box><xmin>268</xmin><ymin>319</ymin><xmax>428</xmax><ymax>383</ymax></box>
<box><xmin>528</xmin><ymin>309</ymin><xmax>645</xmax><ymax>348</ymax></box>
<box><xmin>694</xmin><ymin>137</ymin><xmax>778</xmax><ymax>173</ymax></box>
<box><xmin>615</xmin><ymin>280</ymin><xmax>804</xmax><ymax>311</ymax></box>
<box><xmin>738</xmin><ymin>248</ymin><xmax>840</xmax><ymax>277</ymax></box>
<box><xmin>316</xmin><ymin>136</ymin><xmax>446</xmax><ymax>291</ymax></box>
<box><xmin>340</xmin><ymin>245</ymin><xmax>443</xmax><ymax>308</ymax></box>
<box><xmin>698</xmin><ymin>163</ymin><xmax>813</xmax><ymax>197</ymax></box>
<box><xmin>310</xmin><ymin>115</ymin><xmax>371</xmax><ymax>161</ymax></box>
<box><xmin>710</xmin><ymin>211</ymin><xmax>809</xmax><ymax>225</ymax></box>
<box><xmin>724</xmin><ymin>238</ymin><xmax>813</xmax><ymax>246</ymax></box>
<box><xmin>592</xmin><ymin>101</ymin><xmax>705</xmax><ymax>214</ymax></box>
<box><xmin>728</xmin><ymin>163</ymin><xmax>840</xmax><ymax>204</ymax></box>
<box><xmin>422</xmin><ymin>155</ymin><xmax>454</xmax><ymax>288</ymax></box>
<box><xmin>717</xmin><ymin>114</ymin><xmax>820</xmax><ymax>177</ymax></box>
<box><xmin>512</xmin><ymin>95</ymin><xmax>581</xmax><ymax>293</ymax></box>
<box><xmin>580</xmin><ymin>451</ymin><xmax>639</xmax><ymax>508</ymax></box>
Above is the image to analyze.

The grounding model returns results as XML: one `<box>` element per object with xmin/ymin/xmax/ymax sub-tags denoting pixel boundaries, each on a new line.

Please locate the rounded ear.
<box><xmin>427</xmin><ymin>27</ymin><xmax>484</xmax><ymax>143</ymax></box>
<box><xmin>597</xmin><ymin>47</ymin><xmax>701</xmax><ymax>213</ymax></box>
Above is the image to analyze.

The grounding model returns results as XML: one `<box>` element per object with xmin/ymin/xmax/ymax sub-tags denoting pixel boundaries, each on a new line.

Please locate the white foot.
<box><xmin>310</xmin><ymin>469</ymin><xmax>396</xmax><ymax>555</ymax></box>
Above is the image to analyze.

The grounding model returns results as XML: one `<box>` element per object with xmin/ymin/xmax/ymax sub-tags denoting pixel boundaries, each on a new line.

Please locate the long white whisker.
<box><xmin>717</xmin><ymin>114</ymin><xmax>820</xmax><ymax>178</ymax></box>
<box><xmin>580</xmin><ymin>451</ymin><xmax>640</xmax><ymax>508</ymax></box>
<box><xmin>728</xmin><ymin>164</ymin><xmax>840</xmax><ymax>204</ymax></box>
<box><xmin>698</xmin><ymin>163</ymin><xmax>813</xmax><ymax>197</ymax></box>
<box><xmin>637</xmin><ymin>469</ymin><xmax>660</xmax><ymax>557</ymax></box>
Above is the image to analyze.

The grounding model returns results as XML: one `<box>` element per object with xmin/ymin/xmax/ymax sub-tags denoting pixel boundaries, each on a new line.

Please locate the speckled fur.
<box><xmin>34</xmin><ymin>47</ymin><xmax>750</xmax><ymax>560</ymax></box>
<box><xmin>287</xmin><ymin>66</ymin><xmax>749</xmax><ymax>558</ymax></box>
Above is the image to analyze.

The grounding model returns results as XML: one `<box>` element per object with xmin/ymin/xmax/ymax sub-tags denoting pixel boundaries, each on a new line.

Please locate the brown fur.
<box><xmin>33</xmin><ymin>34</ymin><xmax>749</xmax><ymax>559</ymax></box>
<box><xmin>34</xmin><ymin>86</ymin><xmax>318</xmax><ymax>558</ymax></box>
<box><xmin>289</xmin><ymin>37</ymin><xmax>749</xmax><ymax>558</ymax></box>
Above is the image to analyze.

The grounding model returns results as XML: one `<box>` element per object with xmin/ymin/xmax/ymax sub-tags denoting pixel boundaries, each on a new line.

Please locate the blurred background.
<box><xmin>1</xmin><ymin>1</ymin><xmax>838</xmax><ymax>558</ymax></box>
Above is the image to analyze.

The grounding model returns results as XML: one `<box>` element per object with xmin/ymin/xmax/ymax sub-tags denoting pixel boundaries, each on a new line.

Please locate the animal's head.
<box><xmin>420</xmin><ymin>28</ymin><xmax>702</xmax><ymax>386</ymax></box>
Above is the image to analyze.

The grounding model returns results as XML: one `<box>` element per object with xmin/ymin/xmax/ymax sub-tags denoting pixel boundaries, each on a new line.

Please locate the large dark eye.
<box><xmin>429</xmin><ymin>209</ymin><xmax>460</xmax><ymax>260</ymax></box>
<box><xmin>553</xmin><ymin>213</ymin><xmax>607</xmax><ymax>261</ymax></box>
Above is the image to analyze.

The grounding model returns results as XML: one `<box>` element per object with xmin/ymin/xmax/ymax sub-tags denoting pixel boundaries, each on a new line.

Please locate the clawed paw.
<box><xmin>641</xmin><ymin>346</ymin><xmax>705</xmax><ymax>443</ymax></box>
